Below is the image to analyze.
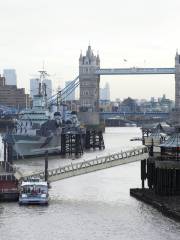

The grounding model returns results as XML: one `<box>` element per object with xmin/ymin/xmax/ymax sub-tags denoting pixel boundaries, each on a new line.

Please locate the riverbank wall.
<box><xmin>130</xmin><ymin>188</ymin><xmax>180</xmax><ymax>221</ymax></box>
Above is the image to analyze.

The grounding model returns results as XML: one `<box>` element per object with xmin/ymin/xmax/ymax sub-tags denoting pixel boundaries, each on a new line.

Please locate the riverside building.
<box><xmin>0</xmin><ymin>75</ymin><xmax>30</xmax><ymax>109</ymax></box>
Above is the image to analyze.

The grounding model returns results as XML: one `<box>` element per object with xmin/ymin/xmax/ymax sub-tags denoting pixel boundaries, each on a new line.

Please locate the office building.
<box><xmin>65</xmin><ymin>81</ymin><xmax>75</xmax><ymax>101</ymax></box>
<box><xmin>100</xmin><ymin>82</ymin><xmax>110</xmax><ymax>101</ymax></box>
<box><xmin>30</xmin><ymin>78</ymin><xmax>39</xmax><ymax>97</ymax></box>
<box><xmin>3</xmin><ymin>69</ymin><xmax>17</xmax><ymax>86</ymax></box>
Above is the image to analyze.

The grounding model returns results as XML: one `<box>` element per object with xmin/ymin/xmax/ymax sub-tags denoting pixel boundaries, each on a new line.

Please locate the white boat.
<box><xmin>19</xmin><ymin>178</ymin><xmax>48</xmax><ymax>205</ymax></box>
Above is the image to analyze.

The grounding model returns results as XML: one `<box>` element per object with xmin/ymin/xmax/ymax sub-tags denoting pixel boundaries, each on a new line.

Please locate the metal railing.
<box><xmin>22</xmin><ymin>146</ymin><xmax>149</xmax><ymax>182</ymax></box>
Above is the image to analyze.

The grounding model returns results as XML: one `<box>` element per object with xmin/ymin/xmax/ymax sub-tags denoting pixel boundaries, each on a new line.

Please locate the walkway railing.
<box><xmin>20</xmin><ymin>146</ymin><xmax>149</xmax><ymax>182</ymax></box>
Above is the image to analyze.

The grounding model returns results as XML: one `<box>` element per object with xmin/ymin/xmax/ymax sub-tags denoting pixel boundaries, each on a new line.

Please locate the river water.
<box><xmin>0</xmin><ymin>127</ymin><xmax>180</xmax><ymax>240</ymax></box>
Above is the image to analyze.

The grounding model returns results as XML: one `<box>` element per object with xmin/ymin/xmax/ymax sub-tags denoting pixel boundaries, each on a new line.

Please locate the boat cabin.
<box><xmin>19</xmin><ymin>180</ymin><xmax>48</xmax><ymax>205</ymax></box>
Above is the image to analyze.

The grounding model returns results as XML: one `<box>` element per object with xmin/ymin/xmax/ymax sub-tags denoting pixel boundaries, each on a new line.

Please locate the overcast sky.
<box><xmin>0</xmin><ymin>0</ymin><xmax>179</xmax><ymax>100</ymax></box>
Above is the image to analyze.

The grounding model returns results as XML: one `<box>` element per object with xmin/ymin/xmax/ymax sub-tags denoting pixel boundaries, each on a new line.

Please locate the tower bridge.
<box><xmin>77</xmin><ymin>45</ymin><xmax>180</xmax><ymax>124</ymax></box>
<box><xmin>49</xmin><ymin>46</ymin><xmax>180</xmax><ymax>124</ymax></box>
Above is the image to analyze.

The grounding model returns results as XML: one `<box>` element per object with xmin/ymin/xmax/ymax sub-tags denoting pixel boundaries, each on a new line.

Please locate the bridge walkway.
<box><xmin>16</xmin><ymin>146</ymin><xmax>149</xmax><ymax>182</ymax></box>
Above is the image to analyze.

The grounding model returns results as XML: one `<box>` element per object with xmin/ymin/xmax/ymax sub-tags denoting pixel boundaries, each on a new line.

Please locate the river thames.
<box><xmin>0</xmin><ymin>127</ymin><xmax>180</xmax><ymax>240</ymax></box>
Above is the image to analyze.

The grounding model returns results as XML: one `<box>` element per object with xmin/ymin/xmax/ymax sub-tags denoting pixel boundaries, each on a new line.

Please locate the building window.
<box><xmin>82</xmin><ymin>90</ymin><xmax>89</xmax><ymax>95</ymax></box>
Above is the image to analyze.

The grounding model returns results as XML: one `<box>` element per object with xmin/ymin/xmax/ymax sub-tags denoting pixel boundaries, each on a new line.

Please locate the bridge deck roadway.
<box><xmin>96</xmin><ymin>68</ymin><xmax>175</xmax><ymax>75</ymax></box>
<box><xmin>17</xmin><ymin>146</ymin><xmax>149</xmax><ymax>182</ymax></box>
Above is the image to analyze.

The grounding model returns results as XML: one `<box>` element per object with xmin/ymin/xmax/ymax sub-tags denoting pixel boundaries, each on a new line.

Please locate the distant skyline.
<box><xmin>0</xmin><ymin>0</ymin><xmax>179</xmax><ymax>100</ymax></box>
<box><xmin>3</xmin><ymin>69</ymin><xmax>17</xmax><ymax>86</ymax></box>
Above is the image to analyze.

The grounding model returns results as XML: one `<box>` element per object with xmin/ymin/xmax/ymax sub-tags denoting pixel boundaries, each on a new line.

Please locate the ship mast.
<box><xmin>38</xmin><ymin>63</ymin><xmax>49</xmax><ymax>109</ymax></box>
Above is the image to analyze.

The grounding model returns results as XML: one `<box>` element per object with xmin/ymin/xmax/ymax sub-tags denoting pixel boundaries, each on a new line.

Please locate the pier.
<box><xmin>130</xmin><ymin>126</ymin><xmax>180</xmax><ymax>221</ymax></box>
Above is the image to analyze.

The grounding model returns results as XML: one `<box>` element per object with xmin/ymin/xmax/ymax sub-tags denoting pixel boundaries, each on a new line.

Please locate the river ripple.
<box><xmin>0</xmin><ymin>127</ymin><xmax>180</xmax><ymax>240</ymax></box>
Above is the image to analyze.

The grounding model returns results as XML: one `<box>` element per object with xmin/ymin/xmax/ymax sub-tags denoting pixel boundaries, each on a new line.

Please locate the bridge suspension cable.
<box><xmin>47</xmin><ymin>76</ymin><xmax>79</xmax><ymax>107</ymax></box>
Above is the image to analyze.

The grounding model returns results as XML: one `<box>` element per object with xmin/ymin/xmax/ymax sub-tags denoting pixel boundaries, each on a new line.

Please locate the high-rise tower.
<box><xmin>3</xmin><ymin>69</ymin><xmax>17</xmax><ymax>86</ymax></box>
<box><xmin>79</xmin><ymin>45</ymin><xmax>100</xmax><ymax>112</ymax></box>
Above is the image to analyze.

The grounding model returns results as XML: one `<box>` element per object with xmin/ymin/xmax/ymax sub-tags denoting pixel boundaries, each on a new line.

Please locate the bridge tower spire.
<box><xmin>79</xmin><ymin>45</ymin><xmax>100</xmax><ymax>112</ymax></box>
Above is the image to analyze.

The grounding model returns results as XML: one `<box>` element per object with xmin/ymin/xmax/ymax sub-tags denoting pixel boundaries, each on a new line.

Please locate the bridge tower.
<box><xmin>175</xmin><ymin>51</ymin><xmax>180</xmax><ymax>110</ymax></box>
<box><xmin>170</xmin><ymin>51</ymin><xmax>180</xmax><ymax>124</ymax></box>
<box><xmin>79</xmin><ymin>45</ymin><xmax>100</xmax><ymax>112</ymax></box>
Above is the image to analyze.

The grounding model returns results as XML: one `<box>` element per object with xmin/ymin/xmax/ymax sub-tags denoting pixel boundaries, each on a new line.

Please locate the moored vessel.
<box><xmin>3</xmin><ymin>70</ymin><xmax>85</xmax><ymax>159</ymax></box>
<box><xmin>19</xmin><ymin>178</ymin><xmax>48</xmax><ymax>205</ymax></box>
<box><xmin>0</xmin><ymin>161</ymin><xmax>19</xmax><ymax>201</ymax></box>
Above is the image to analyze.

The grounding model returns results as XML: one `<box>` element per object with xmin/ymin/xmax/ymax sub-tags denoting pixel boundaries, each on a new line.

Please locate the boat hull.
<box><xmin>11</xmin><ymin>134</ymin><xmax>61</xmax><ymax>159</ymax></box>
<box><xmin>19</xmin><ymin>196</ymin><xmax>48</xmax><ymax>205</ymax></box>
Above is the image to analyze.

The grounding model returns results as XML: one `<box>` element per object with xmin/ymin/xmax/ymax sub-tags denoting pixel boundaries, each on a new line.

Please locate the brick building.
<box><xmin>0</xmin><ymin>75</ymin><xmax>30</xmax><ymax>109</ymax></box>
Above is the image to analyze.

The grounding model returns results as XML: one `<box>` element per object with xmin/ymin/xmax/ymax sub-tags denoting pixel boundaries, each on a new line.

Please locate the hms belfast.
<box><xmin>3</xmin><ymin>70</ymin><xmax>85</xmax><ymax>159</ymax></box>
<box><xmin>3</xmin><ymin>51</ymin><xmax>105</xmax><ymax>160</ymax></box>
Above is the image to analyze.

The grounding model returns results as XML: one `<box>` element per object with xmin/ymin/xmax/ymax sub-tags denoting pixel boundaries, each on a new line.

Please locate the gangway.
<box><xmin>16</xmin><ymin>146</ymin><xmax>149</xmax><ymax>182</ymax></box>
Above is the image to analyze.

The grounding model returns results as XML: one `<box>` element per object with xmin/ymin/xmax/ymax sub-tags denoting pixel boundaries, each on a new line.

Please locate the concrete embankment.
<box><xmin>130</xmin><ymin>188</ymin><xmax>180</xmax><ymax>221</ymax></box>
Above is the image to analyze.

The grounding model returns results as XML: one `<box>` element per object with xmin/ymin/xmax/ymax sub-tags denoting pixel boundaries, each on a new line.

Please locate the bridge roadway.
<box><xmin>96</xmin><ymin>67</ymin><xmax>175</xmax><ymax>75</ymax></box>
<box><xmin>15</xmin><ymin>146</ymin><xmax>149</xmax><ymax>182</ymax></box>
<box><xmin>100</xmin><ymin>111</ymin><xmax>169</xmax><ymax>120</ymax></box>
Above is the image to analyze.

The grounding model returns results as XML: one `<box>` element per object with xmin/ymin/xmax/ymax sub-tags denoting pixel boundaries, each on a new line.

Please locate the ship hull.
<box><xmin>19</xmin><ymin>196</ymin><xmax>48</xmax><ymax>205</ymax></box>
<box><xmin>11</xmin><ymin>134</ymin><xmax>61</xmax><ymax>159</ymax></box>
